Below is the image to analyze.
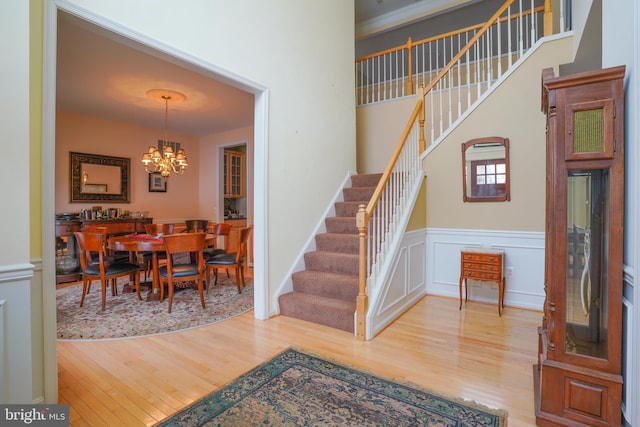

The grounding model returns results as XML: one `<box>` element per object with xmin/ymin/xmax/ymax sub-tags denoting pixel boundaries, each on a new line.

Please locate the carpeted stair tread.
<box><xmin>343</xmin><ymin>186</ymin><xmax>376</xmax><ymax>202</ymax></box>
<box><xmin>325</xmin><ymin>217</ymin><xmax>359</xmax><ymax>234</ymax></box>
<box><xmin>279</xmin><ymin>172</ymin><xmax>381</xmax><ymax>334</ymax></box>
<box><xmin>291</xmin><ymin>270</ymin><xmax>359</xmax><ymax>301</ymax></box>
<box><xmin>351</xmin><ymin>173</ymin><xmax>382</xmax><ymax>188</ymax></box>
<box><xmin>315</xmin><ymin>233</ymin><xmax>359</xmax><ymax>254</ymax></box>
<box><xmin>334</xmin><ymin>200</ymin><xmax>365</xmax><ymax>217</ymax></box>
<box><xmin>304</xmin><ymin>251</ymin><xmax>359</xmax><ymax>276</ymax></box>
<box><xmin>278</xmin><ymin>292</ymin><xmax>355</xmax><ymax>332</ymax></box>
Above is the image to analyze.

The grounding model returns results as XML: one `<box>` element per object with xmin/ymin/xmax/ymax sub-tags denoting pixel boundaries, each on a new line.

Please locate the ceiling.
<box><xmin>56</xmin><ymin>2</ymin><xmax>469</xmax><ymax>137</ymax></box>
<box><xmin>56</xmin><ymin>12</ymin><xmax>255</xmax><ymax>137</ymax></box>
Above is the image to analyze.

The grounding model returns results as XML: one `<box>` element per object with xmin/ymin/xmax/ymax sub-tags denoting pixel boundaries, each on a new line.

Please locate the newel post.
<box><xmin>405</xmin><ymin>37</ymin><xmax>414</xmax><ymax>95</ymax></box>
<box><xmin>356</xmin><ymin>204</ymin><xmax>368</xmax><ymax>340</ymax></box>
<box><xmin>543</xmin><ymin>0</ymin><xmax>552</xmax><ymax>36</ymax></box>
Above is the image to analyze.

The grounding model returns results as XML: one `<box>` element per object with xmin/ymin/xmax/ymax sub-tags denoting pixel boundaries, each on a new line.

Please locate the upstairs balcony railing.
<box><xmin>355</xmin><ymin>0</ymin><xmax>558</xmax><ymax>339</ymax></box>
<box><xmin>356</xmin><ymin>1</ymin><xmax>550</xmax><ymax>107</ymax></box>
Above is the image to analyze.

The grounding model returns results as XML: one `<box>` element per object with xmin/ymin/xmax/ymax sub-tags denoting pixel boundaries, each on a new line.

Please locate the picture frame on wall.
<box><xmin>148</xmin><ymin>172</ymin><xmax>167</xmax><ymax>192</ymax></box>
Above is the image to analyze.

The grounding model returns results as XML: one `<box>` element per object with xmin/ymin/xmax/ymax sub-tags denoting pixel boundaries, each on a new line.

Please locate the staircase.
<box><xmin>278</xmin><ymin>173</ymin><xmax>382</xmax><ymax>332</ymax></box>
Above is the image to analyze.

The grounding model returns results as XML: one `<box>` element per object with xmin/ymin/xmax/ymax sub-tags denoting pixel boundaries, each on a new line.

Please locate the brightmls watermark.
<box><xmin>1</xmin><ymin>405</ymin><xmax>69</xmax><ymax>426</ymax></box>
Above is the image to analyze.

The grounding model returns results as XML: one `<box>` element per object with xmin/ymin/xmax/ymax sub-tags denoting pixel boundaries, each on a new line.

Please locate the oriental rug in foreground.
<box><xmin>157</xmin><ymin>347</ymin><xmax>506</xmax><ymax>426</ymax></box>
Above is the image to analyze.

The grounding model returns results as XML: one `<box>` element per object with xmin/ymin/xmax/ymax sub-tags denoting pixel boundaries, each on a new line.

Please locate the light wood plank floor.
<box><xmin>58</xmin><ymin>292</ymin><xmax>542</xmax><ymax>426</ymax></box>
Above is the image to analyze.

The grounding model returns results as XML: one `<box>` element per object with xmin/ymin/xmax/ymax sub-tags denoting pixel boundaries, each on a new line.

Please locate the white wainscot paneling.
<box><xmin>368</xmin><ymin>229</ymin><xmax>426</xmax><ymax>338</ymax></box>
<box><xmin>426</xmin><ymin>228</ymin><xmax>545</xmax><ymax>311</ymax></box>
<box><xmin>0</xmin><ymin>263</ymin><xmax>34</xmax><ymax>403</ymax></box>
<box><xmin>622</xmin><ymin>268</ymin><xmax>634</xmax><ymax>426</ymax></box>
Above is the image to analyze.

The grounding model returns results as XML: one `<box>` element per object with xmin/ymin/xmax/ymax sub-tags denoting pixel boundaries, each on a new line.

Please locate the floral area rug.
<box><xmin>156</xmin><ymin>347</ymin><xmax>507</xmax><ymax>427</ymax></box>
<box><xmin>56</xmin><ymin>275</ymin><xmax>253</xmax><ymax>340</ymax></box>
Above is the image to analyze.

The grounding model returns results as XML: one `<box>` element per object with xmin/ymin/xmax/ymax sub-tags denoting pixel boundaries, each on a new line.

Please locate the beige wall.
<box><xmin>356</xmin><ymin>36</ymin><xmax>575</xmax><ymax>233</ymax></box>
<box><xmin>56</xmin><ymin>110</ymin><xmax>201</xmax><ymax>221</ymax></box>
<box><xmin>198</xmin><ymin>125</ymin><xmax>254</xmax><ymax>221</ymax></box>
<box><xmin>406</xmin><ymin>176</ymin><xmax>427</xmax><ymax>231</ymax></box>
<box><xmin>356</xmin><ymin>96</ymin><xmax>417</xmax><ymax>173</ymax></box>
<box><xmin>57</xmin><ymin>115</ymin><xmax>256</xmax><ymax>225</ymax></box>
<box><xmin>423</xmin><ymin>35</ymin><xmax>574</xmax><ymax>232</ymax></box>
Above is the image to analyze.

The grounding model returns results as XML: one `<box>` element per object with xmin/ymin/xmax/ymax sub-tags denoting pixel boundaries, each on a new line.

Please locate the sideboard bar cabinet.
<box><xmin>535</xmin><ymin>66</ymin><xmax>625</xmax><ymax>426</ymax></box>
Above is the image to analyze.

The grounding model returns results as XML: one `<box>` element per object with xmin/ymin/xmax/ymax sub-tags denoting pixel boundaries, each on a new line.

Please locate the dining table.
<box><xmin>108</xmin><ymin>233</ymin><xmax>217</xmax><ymax>301</ymax></box>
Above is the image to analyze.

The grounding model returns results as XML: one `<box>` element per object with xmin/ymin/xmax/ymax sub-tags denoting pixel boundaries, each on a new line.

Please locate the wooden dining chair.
<box><xmin>205</xmin><ymin>227</ymin><xmax>252</xmax><ymax>294</ymax></box>
<box><xmin>204</xmin><ymin>222</ymin><xmax>232</xmax><ymax>258</ymax></box>
<box><xmin>141</xmin><ymin>223</ymin><xmax>175</xmax><ymax>281</ymax></box>
<box><xmin>82</xmin><ymin>225</ymin><xmax>129</xmax><ymax>264</ymax></box>
<box><xmin>79</xmin><ymin>225</ymin><xmax>132</xmax><ymax>295</ymax></box>
<box><xmin>204</xmin><ymin>222</ymin><xmax>233</xmax><ymax>281</ymax></box>
<box><xmin>184</xmin><ymin>219</ymin><xmax>209</xmax><ymax>233</ymax></box>
<box><xmin>158</xmin><ymin>232</ymin><xmax>207</xmax><ymax>313</ymax></box>
<box><xmin>75</xmin><ymin>231</ymin><xmax>141</xmax><ymax>311</ymax></box>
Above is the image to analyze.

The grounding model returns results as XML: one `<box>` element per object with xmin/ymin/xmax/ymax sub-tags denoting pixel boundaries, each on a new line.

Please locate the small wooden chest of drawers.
<box><xmin>459</xmin><ymin>248</ymin><xmax>505</xmax><ymax>316</ymax></box>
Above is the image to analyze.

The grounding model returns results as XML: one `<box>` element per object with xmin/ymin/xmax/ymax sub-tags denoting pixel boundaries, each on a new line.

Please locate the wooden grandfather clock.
<box><xmin>535</xmin><ymin>65</ymin><xmax>625</xmax><ymax>426</ymax></box>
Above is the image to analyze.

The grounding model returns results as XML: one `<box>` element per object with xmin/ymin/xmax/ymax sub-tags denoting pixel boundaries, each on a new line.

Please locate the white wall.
<box><xmin>602</xmin><ymin>1</ymin><xmax>639</xmax><ymax>425</ymax></box>
<box><xmin>0</xmin><ymin>0</ymin><xmax>34</xmax><ymax>403</ymax></box>
<box><xmin>55</xmin><ymin>0</ymin><xmax>356</xmax><ymax>314</ymax></box>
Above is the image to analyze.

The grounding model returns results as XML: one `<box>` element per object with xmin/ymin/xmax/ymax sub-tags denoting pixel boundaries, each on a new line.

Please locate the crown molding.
<box><xmin>356</xmin><ymin>0</ymin><xmax>480</xmax><ymax>39</ymax></box>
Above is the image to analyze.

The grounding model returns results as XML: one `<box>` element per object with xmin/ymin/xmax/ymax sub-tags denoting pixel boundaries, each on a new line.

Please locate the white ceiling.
<box><xmin>56</xmin><ymin>12</ymin><xmax>256</xmax><ymax>137</ymax></box>
<box><xmin>56</xmin><ymin>2</ymin><xmax>468</xmax><ymax>137</ymax></box>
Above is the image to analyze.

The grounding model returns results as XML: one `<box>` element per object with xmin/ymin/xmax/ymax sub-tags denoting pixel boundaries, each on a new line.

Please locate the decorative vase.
<box><xmin>56</xmin><ymin>255</ymin><xmax>79</xmax><ymax>274</ymax></box>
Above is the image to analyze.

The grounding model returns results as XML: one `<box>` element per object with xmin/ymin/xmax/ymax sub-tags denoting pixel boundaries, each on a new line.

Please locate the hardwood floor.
<box><xmin>58</xmin><ymin>291</ymin><xmax>542</xmax><ymax>426</ymax></box>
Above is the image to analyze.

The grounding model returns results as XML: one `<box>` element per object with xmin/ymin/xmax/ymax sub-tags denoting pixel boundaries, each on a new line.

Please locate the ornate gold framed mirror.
<box><xmin>70</xmin><ymin>152</ymin><xmax>130</xmax><ymax>203</ymax></box>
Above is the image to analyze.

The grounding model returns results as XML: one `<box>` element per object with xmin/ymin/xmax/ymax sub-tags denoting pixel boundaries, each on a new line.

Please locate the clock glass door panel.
<box><xmin>566</xmin><ymin>169</ymin><xmax>609</xmax><ymax>360</ymax></box>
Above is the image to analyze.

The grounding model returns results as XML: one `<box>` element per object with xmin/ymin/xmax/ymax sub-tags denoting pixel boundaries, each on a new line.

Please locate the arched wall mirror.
<box><xmin>70</xmin><ymin>152</ymin><xmax>130</xmax><ymax>203</ymax></box>
<box><xmin>462</xmin><ymin>137</ymin><xmax>510</xmax><ymax>202</ymax></box>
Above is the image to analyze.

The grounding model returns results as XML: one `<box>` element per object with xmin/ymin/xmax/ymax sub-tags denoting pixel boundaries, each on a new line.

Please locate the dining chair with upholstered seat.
<box><xmin>204</xmin><ymin>222</ymin><xmax>232</xmax><ymax>281</ymax></box>
<box><xmin>141</xmin><ymin>223</ymin><xmax>175</xmax><ymax>281</ymax></box>
<box><xmin>75</xmin><ymin>231</ymin><xmax>141</xmax><ymax>311</ymax></box>
<box><xmin>82</xmin><ymin>225</ymin><xmax>129</xmax><ymax>264</ymax></box>
<box><xmin>158</xmin><ymin>232</ymin><xmax>207</xmax><ymax>313</ymax></box>
<box><xmin>205</xmin><ymin>226</ymin><xmax>252</xmax><ymax>294</ymax></box>
<box><xmin>77</xmin><ymin>226</ymin><xmax>117</xmax><ymax>297</ymax></box>
<box><xmin>204</xmin><ymin>222</ymin><xmax>232</xmax><ymax>259</ymax></box>
<box><xmin>79</xmin><ymin>225</ymin><xmax>132</xmax><ymax>296</ymax></box>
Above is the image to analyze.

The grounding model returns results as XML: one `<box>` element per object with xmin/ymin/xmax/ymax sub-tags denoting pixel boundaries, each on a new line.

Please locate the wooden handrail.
<box><xmin>421</xmin><ymin>0</ymin><xmax>515</xmax><ymax>95</ymax></box>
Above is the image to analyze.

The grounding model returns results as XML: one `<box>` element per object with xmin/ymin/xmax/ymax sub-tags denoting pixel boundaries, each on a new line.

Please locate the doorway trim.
<box><xmin>43</xmin><ymin>0</ymin><xmax>269</xmax><ymax>402</ymax></box>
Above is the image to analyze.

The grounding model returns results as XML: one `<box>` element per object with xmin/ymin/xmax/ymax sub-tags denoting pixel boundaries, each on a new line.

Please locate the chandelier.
<box><xmin>141</xmin><ymin>89</ymin><xmax>188</xmax><ymax>178</ymax></box>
